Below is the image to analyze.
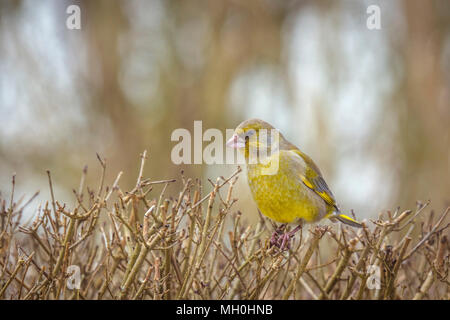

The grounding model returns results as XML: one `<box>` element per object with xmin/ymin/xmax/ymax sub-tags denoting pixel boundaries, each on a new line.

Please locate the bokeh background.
<box><xmin>0</xmin><ymin>0</ymin><xmax>449</xmax><ymax>221</ymax></box>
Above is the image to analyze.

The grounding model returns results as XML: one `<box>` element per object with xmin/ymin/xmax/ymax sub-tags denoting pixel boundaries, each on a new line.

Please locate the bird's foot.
<box><xmin>270</xmin><ymin>224</ymin><xmax>302</xmax><ymax>251</ymax></box>
<box><xmin>270</xmin><ymin>227</ymin><xmax>284</xmax><ymax>248</ymax></box>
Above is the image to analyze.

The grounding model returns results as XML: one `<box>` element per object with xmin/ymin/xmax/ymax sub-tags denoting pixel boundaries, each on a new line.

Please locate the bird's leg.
<box><xmin>270</xmin><ymin>224</ymin><xmax>286</xmax><ymax>247</ymax></box>
<box><xmin>288</xmin><ymin>223</ymin><xmax>302</xmax><ymax>236</ymax></box>
<box><xmin>270</xmin><ymin>222</ymin><xmax>303</xmax><ymax>250</ymax></box>
<box><xmin>275</xmin><ymin>223</ymin><xmax>303</xmax><ymax>251</ymax></box>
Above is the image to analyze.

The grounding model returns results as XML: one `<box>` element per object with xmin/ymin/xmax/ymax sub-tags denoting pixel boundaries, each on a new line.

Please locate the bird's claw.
<box><xmin>270</xmin><ymin>224</ymin><xmax>302</xmax><ymax>251</ymax></box>
<box><xmin>270</xmin><ymin>230</ymin><xmax>294</xmax><ymax>251</ymax></box>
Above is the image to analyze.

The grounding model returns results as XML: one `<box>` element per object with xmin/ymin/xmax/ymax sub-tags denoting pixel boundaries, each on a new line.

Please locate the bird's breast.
<box><xmin>246</xmin><ymin>156</ymin><xmax>327</xmax><ymax>224</ymax></box>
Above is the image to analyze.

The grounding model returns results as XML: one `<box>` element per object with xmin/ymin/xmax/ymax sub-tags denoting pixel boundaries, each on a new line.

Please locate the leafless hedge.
<box><xmin>0</xmin><ymin>151</ymin><xmax>448</xmax><ymax>300</ymax></box>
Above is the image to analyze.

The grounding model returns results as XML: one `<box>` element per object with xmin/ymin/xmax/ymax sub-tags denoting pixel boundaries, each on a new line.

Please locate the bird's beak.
<box><xmin>226</xmin><ymin>134</ymin><xmax>245</xmax><ymax>149</ymax></box>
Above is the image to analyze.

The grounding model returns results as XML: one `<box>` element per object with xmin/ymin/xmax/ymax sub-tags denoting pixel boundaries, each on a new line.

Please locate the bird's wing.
<box><xmin>286</xmin><ymin>148</ymin><xmax>362</xmax><ymax>227</ymax></box>
<box><xmin>290</xmin><ymin>149</ymin><xmax>338</xmax><ymax>210</ymax></box>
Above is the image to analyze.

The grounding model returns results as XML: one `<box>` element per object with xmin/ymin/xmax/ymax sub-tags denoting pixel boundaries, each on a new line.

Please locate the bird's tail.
<box><xmin>329</xmin><ymin>212</ymin><xmax>363</xmax><ymax>228</ymax></box>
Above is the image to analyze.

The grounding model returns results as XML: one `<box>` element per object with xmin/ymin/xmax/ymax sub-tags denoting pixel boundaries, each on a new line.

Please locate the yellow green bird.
<box><xmin>226</xmin><ymin>119</ymin><xmax>362</xmax><ymax>249</ymax></box>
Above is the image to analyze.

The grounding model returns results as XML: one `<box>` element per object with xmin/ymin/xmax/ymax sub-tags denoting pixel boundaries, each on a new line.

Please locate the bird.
<box><xmin>226</xmin><ymin>118</ymin><xmax>363</xmax><ymax>250</ymax></box>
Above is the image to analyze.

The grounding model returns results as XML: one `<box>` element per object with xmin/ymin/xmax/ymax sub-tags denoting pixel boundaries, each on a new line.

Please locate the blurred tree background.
<box><xmin>0</xmin><ymin>0</ymin><xmax>449</xmax><ymax>220</ymax></box>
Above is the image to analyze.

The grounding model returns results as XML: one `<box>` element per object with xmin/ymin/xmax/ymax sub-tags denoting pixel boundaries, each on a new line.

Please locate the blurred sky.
<box><xmin>0</xmin><ymin>0</ymin><xmax>449</xmax><ymax>221</ymax></box>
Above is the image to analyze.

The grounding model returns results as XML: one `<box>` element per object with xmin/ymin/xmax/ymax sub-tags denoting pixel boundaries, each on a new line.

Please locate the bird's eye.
<box><xmin>245</xmin><ymin>129</ymin><xmax>256</xmax><ymax>138</ymax></box>
<box><xmin>244</xmin><ymin>129</ymin><xmax>255</xmax><ymax>144</ymax></box>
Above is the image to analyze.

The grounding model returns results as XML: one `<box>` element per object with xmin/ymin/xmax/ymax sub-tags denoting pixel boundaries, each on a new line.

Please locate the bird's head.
<box><xmin>226</xmin><ymin>119</ymin><xmax>285</xmax><ymax>159</ymax></box>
